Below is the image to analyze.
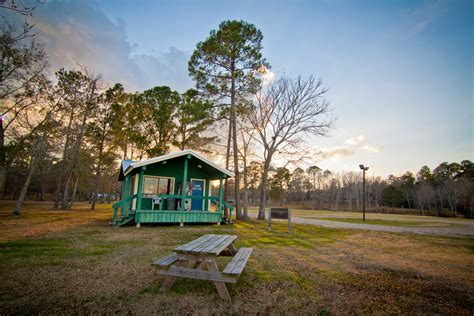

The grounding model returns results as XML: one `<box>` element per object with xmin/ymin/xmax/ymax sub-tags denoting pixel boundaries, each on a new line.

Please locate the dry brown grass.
<box><xmin>0</xmin><ymin>201</ymin><xmax>473</xmax><ymax>315</ymax></box>
<box><xmin>0</xmin><ymin>201</ymin><xmax>112</xmax><ymax>242</ymax></box>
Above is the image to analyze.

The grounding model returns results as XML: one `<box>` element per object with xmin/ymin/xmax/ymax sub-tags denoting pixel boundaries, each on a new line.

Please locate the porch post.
<box><xmin>204</xmin><ymin>179</ymin><xmax>210</xmax><ymax>211</ymax></box>
<box><xmin>181</xmin><ymin>155</ymin><xmax>190</xmax><ymax>211</ymax></box>
<box><xmin>218</xmin><ymin>177</ymin><xmax>223</xmax><ymax>213</ymax></box>
<box><xmin>136</xmin><ymin>166</ymin><xmax>146</xmax><ymax>210</ymax></box>
<box><xmin>123</xmin><ymin>175</ymin><xmax>130</xmax><ymax>215</ymax></box>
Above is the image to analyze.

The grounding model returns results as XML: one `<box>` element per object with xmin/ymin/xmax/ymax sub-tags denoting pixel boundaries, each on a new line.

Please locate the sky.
<box><xmin>10</xmin><ymin>0</ymin><xmax>473</xmax><ymax>177</ymax></box>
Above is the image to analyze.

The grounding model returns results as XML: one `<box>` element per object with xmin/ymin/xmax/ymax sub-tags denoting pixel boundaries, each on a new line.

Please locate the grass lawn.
<box><xmin>0</xmin><ymin>202</ymin><xmax>473</xmax><ymax>314</ymax></box>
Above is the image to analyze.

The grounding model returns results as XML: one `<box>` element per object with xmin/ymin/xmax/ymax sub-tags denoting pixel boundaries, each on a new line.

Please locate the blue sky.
<box><xmin>22</xmin><ymin>0</ymin><xmax>473</xmax><ymax>177</ymax></box>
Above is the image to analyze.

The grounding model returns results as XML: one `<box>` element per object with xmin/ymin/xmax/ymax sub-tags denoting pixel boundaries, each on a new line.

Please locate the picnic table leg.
<box><xmin>206</xmin><ymin>262</ymin><xmax>231</xmax><ymax>301</ymax></box>
<box><xmin>160</xmin><ymin>260</ymin><xmax>187</xmax><ymax>292</ymax></box>
<box><xmin>225</xmin><ymin>243</ymin><xmax>237</xmax><ymax>256</ymax></box>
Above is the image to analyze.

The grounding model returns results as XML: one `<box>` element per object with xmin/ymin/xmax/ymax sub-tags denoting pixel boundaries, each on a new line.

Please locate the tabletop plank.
<box><xmin>195</xmin><ymin>235</ymin><xmax>229</xmax><ymax>254</ymax></box>
<box><xmin>209</xmin><ymin>235</ymin><xmax>238</xmax><ymax>255</ymax></box>
<box><xmin>175</xmin><ymin>234</ymin><xmax>215</xmax><ymax>252</ymax></box>
<box><xmin>186</xmin><ymin>235</ymin><xmax>221</xmax><ymax>253</ymax></box>
<box><xmin>175</xmin><ymin>234</ymin><xmax>238</xmax><ymax>255</ymax></box>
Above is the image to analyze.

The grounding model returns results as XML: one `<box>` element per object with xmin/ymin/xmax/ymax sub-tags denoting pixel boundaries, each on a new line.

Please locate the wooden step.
<box><xmin>223</xmin><ymin>247</ymin><xmax>253</xmax><ymax>276</ymax></box>
<box><xmin>152</xmin><ymin>253</ymin><xmax>179</xmax><ymax>269</ymax></box>
<box><xmin>116</xmin><ymin>215</ymin><xmax>135</xmax><ymax>227</ymax></box>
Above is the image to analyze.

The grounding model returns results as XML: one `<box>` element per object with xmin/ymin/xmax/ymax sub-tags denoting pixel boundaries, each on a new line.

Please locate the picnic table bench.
<box><xmin>152</xmin><ymin>234</ymin><xmax>253</xmax><ymax>301</ymax></box>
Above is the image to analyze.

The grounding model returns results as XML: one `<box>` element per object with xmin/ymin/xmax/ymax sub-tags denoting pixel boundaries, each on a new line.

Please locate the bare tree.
<box><xmin>414</xmin><ymin>182</ymin><xmax>435</xmax><ymax>215</ymax></box>
<box><xmin>0</xmin><ymin>23</ymin><xmax>48</xmax><ymax>198</ymax></box>
<box><xmin>248</xmin><ymin>75</ymin><xmax>334</xmax><ymax>220</ymax></box>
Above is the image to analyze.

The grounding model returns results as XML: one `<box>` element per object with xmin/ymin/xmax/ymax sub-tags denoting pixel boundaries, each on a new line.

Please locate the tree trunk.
<box><xmin>230</xmin><ymin>69</ymin><xmax>241</xmax><ymax>219</ymax></box>
<box><xmin>12</xmin><ymin>158</ymin><xmax>36</xmax><ymax>215</ymax></box>
<box><xmin>69</xmin><ymin>175</ymin><xmax>79</xmax><ymax>209</ymax></box>
<box><xmin>223</xmin><ymin>119</ymin><xmax>232</xmax><ymax>219</ymax></box>
<box><xmin>405</xmin><ymin>189</ymin><xmax>411</xmax><ymax>209</ymax></box>
<box><xmin>91</xmin><ymin>133</ymin><xmax>105</xmax><ymax>211</ymax></box>
<box><xmin>258</xmin><ymin>160</ymin><xmax>271</xmax><ymax>220</ymax></box>
<box><xmin>54</xmin><ymin>109</ymin><xmax>75</xmax><ymax>208</ymax></box>
<box><xmin>39</xmin><ymin>175</ymin><xmax>45</xmax><ymax>201</ymax></box>
<box><xmin>242</xmin><ymin>159</ymin><xmax>249</xmax><ymax>219</ymax></box>
<box><xmin>0</xmin><ymin>123</ymin><xmax>6</xmax><ymax>200</ymax></box>
<box><xmin>62</xmin><ymin>113</ymin><xmax>87</xmax><ymax>209</ymax></box>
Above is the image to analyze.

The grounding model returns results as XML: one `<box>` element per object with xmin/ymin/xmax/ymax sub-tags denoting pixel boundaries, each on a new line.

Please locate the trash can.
<box><xmin>167</xmin><ymin>197</ymin><xmax>177</xmax><ymax>210</ymax></box>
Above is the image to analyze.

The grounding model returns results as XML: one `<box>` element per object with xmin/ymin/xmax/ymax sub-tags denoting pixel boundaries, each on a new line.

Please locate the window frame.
<box><xmin>142</xmin><ymin>175</ymin><xmax>175</xmax><ymax>197</ymax></box>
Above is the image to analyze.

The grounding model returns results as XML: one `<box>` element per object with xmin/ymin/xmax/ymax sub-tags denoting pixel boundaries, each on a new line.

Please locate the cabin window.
<box><xmin>130</xmin><ymin>175</ymin><xmax>136</xmax><ymax>195</ymax></box>
<box><xmin>143</xmin><ymin>176</ymin><xmax>175</xmax><ymax>196</ymax></box>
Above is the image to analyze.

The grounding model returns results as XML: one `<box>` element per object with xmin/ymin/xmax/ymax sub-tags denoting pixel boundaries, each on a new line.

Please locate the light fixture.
<box><xmin>162</xmin><ymin>161</ymin><xmax>167</xmax><ymax>164</ymax></box>
<box><xmin>197</xmin><ymin>164</ymin><xmax>202</xmax><ymax>168</ymax></box>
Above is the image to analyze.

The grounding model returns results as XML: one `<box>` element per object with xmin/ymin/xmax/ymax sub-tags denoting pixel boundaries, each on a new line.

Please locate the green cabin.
<box><xmin>112</xmin><ymin>150</ymin><xmax>234</xmax><ymax>227</ymax></box>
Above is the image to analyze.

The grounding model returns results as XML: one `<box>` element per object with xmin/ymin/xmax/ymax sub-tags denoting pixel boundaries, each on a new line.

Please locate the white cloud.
<box><xmin>255</xmin><ymin>65</ymin><xmax>276</xmax><ymax>86</ymax></box>
<box><xmin>311</xmin><ymin>135</ymin><xmax>383</xmax><ymax>160</ymax></box>
<box><xmin>345</xmin><ymin>135</ymin><xmax>366</xmax><ymax>146</ymax></box>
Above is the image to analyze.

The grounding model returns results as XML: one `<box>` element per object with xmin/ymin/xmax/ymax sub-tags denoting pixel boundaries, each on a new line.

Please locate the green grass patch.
<box><xmin>0</xmin><ymin>236</ymin><xmax>119</xmax><ymax>267</ymax></box>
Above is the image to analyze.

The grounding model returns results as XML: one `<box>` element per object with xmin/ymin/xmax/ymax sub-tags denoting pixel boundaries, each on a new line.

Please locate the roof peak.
<box><xmin>123</xmin><ymin>149</ymin><xmax>234</xmax><ymax>178</ymax></box>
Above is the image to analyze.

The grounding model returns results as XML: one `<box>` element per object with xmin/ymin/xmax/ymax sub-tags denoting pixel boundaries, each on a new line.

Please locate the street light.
<box><xmin>359</xmin><ymin>164</ymin><xmax>369</xmax><ymax>222</ymax></box>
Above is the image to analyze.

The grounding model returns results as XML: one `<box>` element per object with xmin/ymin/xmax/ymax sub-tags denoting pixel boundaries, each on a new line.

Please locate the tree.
<box><xmin>399</xmin><ymin>171</ymin><xmax>415</xmax><ymax>209</ymax></box>
<box><xmin>11</xmin><ymin>83</ymin><xmax>59</xmax><ymax>215</ymax></box>
<box><xmin>0</xmin><ymin>23</ymin><xmax>48</xmax><ymax>198</ymax></box>
<box><xmin>248</xmin><ymin>75</ymin><xmax>333</xmax><ymax>220</ymax></box>
<box><xmin>382</xmin><ymin>185</ymin><xmax>405</xmax><ymax>210</ymax></box>
<box><xmin>289</xmin><ymin>167</ymin><xmax>306</xmax><ymax>203</ymax></box>
<box><xmin>87</xmin><ymin>84</ymin><xmax>121</xmax><ymax>210</ymax></box>
<box><xmin>189</xmin><ymin>20</ymin><xmax>268</xmax><ymax>219</ymax></box>
<box><xmin>248</xmin><ymin>161</ymin><xmax>262</xmax><ymax>205</ymax></box>
<box><xmin>110</xmin><ymin>91</ymin><xmax>147</xmax><ymax>160</ymax></box>
<box><xmin>140</xmin><ymin>86</ymin><xmax>179</xmax><ymax>156</ymax></box>
<box><xmin>306</xmin><ymin>165</ymin><xmax>321</xmax><ymax>209</ymax></box>
<box><xmin>50</xmin><ymin>69</ymin><xmax>100</xmax><ymax>209</ymax></box>
<box><xmin>173</xmin><ymin>89</ymin><xmax>216</xmax><ymax>151</ymax></box>
<box><xmin>269</xmin><ymin>167</ymin><xmax>291</xmax><ymax>205</ymax></box>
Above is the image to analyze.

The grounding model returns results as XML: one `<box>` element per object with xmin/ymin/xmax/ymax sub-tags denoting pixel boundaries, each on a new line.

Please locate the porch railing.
<box><xmin>112</xmin><ymin>194</ymin><xmax>235</xmax><ymax>225</ymax></box>
<box><xmin>112</xmin><ymin>193</ymin><xmax>138</xmax><ymax>225</ymax></box>
<box><xmin>156</xmin><ymin>194</ymin><xmax>234</xmax><ymax>223</ymax></box>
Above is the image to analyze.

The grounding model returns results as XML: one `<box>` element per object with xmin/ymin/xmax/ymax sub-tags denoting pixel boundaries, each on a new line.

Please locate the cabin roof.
<box><xmin>121</xmin><ymin>149</ymin><xmax>234</xmax><ymax>179</ymax></box>
<box><xmin>118</xmin><ymin>159</ymin><xmax>135</xmax><ymax>181</ymax></box>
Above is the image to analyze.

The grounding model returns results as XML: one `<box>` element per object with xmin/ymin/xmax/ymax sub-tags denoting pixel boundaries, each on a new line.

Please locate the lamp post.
<box><xmin>359</xmin><ymin>164</ymin><xmax>369</xmax><ymax>222</ymax></box>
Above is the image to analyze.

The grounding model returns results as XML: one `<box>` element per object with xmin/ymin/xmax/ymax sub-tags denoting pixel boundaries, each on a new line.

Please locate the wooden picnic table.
<box><xmin>152</xmin><ymin>234</ymin><xmax>253</xmax><ymax>301</ymax></box>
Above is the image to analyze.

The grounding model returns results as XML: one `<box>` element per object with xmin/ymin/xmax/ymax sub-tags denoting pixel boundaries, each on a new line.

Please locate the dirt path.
<box><xmin>248</xmin><ymin>211</ymin><xmax>474</xmax><ymax>237</ymax></box>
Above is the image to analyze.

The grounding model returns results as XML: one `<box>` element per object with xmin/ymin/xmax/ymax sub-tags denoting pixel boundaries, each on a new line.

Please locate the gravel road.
<box><xmin>247</xmin><ymin>210</ymin><xmax>474</xmax><ymax>237</ymax></box>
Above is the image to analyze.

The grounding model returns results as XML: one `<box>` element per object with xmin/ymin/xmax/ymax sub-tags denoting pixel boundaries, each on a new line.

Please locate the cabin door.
<box><xmin>190</xmin><ymin>179</ymin><xmax>205</xmax><ymax>211</ymax></box>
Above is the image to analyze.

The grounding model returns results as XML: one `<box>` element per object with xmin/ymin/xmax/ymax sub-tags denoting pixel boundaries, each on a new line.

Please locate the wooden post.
<box><xmin>136</xmin><ymin>166</ymin><xmax>146</xmax><ymax>211</ymax></box>
<box><xmin>181</xmin><ymin>155</ymin><xmax>189</xmax><ymax>211</ymax></box>
<box><xmin>218</xmin><ymin>178</ymin><xmax>223</xmax><ymax>214</ymax></box>
<box><xmin>288</xmin><ymin>209</ymin><xmax>292</xmax><ymax>233</ymax></box>
<box><xmin>267</xmin><ymin>208</ymin><xmax>272</xmax><ymax>231</ymax></box>
<box><xmin>204</xmin><ymin>179</ymin><xmax>210</xmax><ymax>211</ymax></box>
<box><xmin>206</xmin><ymin>261</ymin><xmax>231</xmax><ymax>301</ymax></box>
<box><xmin>122</xmin><ymin>175</ymin><xmax>130</xmax><ymax>216</ymax></box>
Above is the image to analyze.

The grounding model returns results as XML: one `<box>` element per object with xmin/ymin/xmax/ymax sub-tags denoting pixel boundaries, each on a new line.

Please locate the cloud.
<box><xmin>312</xmin><ymin>135</ymin><xmax>383</xmax><ymax>160</ymax></box>
<box><xmin>255</xmin><ymin>65</ymin><xmax>276</xmax><ymax>86</ymax></box>
<box><xmin>345</xmin><ymin>135</ymin><xmax>366</xmax><ymax>146</ymax></box>
<box><xmin>401</xmin><ymin>0</ymin><xmax>448</xmax><ymax>38</ymax></box>
<box><xmin>17</xmin><ymin>0</ymin><xmax>192</xmax><ymax>92</ymax></box>
<box><xmin>133</xmin><ymin>47</ymin><xmax>193</xmax><ymax>92</ymax></box>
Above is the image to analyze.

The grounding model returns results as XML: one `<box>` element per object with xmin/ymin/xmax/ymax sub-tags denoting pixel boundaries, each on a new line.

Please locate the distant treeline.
<box><xmin>237</xmin><ymin>161</ymin><xmax>474</xmax><ymax>218</ymax></box>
